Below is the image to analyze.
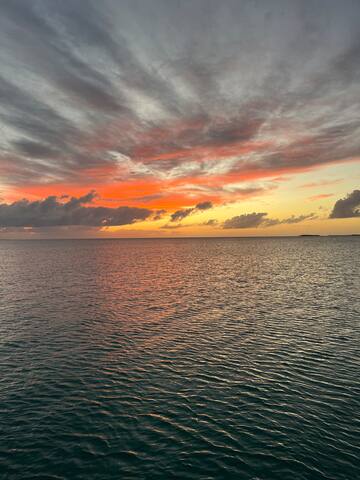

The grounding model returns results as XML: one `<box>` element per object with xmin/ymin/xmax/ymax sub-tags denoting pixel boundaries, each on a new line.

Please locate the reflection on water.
<box><xmin>0</xmin><ymin>238</ymin><xmax>359</xmax><ymax>479</ymax></box>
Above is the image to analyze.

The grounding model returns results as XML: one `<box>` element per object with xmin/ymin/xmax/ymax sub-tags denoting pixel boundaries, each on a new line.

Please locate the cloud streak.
<box><xmin>170</xmin><ymin>201</ymin><xmax>213</xmax><ymax>222</ymax></box>
<box><xmin>223</xmin><ymin>212</ymin><xmax>316</xmax><ymax>229</ymax></box>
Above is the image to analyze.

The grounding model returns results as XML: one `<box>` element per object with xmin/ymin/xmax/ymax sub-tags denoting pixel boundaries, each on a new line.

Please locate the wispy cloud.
<box><xmin>223</xmin><ymin>212</ymin><xmax>316</xmax><ymax>229</ymax></box>
<box><xmin>170</xmin><ymin>201</ymin><xmax>213</xmax><ymax>222</ymax></box>
<box><xmin>308</xmin><ymin>193</ymin><xmax>334</xmax><ymax>201</ymax></box>
<box><xmin>301</xmin><ymin>179</ymin><xmax>342</xmax><ymax>189</ymax></box>
<box><xmin>0</xmin><ymin>2</ymin><xmax>359</xmax><ymax>183</ymax></box>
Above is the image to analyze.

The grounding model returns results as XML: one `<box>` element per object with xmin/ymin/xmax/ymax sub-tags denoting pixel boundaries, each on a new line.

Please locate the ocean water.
<box><xmin>0</xmin><ymin>237</ymin><xmax>359</xmax><ymax>480</ymax></box>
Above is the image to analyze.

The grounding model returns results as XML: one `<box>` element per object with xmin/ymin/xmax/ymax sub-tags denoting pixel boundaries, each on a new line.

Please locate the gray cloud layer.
<box><xmin>0</xmin><ymin>0</ymin><xmax>359</xmax><ymax>189</ymax></box>
<box><xmin>329</xmin><ymin>190</ymin><xmax>360</xmax><ymax>218</ymax></box>
<box><xmin>223</xmin><ymin>212</ymin><xmax>316</xmax><ymax>229</ymax></box>
<box><xmin>0</xmin><ymin>192</ymin><xmax>152</xmax><ymax>227</ymax></box>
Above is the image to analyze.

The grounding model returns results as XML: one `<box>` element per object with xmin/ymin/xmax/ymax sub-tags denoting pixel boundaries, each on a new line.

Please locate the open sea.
<box><xmin>0</xmin><ymin>237</ymin><xmax>359</xmax><ymax>479</ymax></box>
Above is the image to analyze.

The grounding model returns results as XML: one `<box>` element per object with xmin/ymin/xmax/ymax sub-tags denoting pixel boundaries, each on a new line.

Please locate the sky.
<box><xmin>0</xmin><ymin>0</ymin><xmax>359</xmax><ymax>238</ymax></box>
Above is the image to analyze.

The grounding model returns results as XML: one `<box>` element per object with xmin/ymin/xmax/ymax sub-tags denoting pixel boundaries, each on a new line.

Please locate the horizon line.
<box><xmin>0</xmin><ymin>234</ymin><xmax>359</xmax><ymax>241</ymax></box>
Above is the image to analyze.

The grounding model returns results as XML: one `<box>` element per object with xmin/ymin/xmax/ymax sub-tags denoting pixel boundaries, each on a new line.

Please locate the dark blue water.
<box><xmin>0</xmin><ymin>238</ymin><xmax>359</xmax><ymax>479</ymax></box>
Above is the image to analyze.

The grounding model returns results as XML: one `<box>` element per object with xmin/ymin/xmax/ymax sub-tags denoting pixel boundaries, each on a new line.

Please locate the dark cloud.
<box><xmin>205</xmin><ymin>117</ymin><xmax>266</xmax><ymax>146</ymax></box>
<box><xmin>153</xmin><ymin>209</ymin><xmax>166</xmax><ymax>221</ymax></box>
<box><xmin>329</xmin><ymin>190</ymin><xmax>360</xmax><ymax>218</ymax></box>
<box><xmin>280</xmin><ymin>214</ymin><xmax>316</xmax><ymax>224</ymax></box>
<box><xmin>0</xmin><ymin>192</ymin><xmax>152</xmax><ymax>227</ymax></box>
<box><xmin>223</xmin><ymin>212</ymin><xmax>316</xmax><ymax>229</ymax></box>
<box><xmin>223</xmin><ymin>212</ymin><xmax>268</xmax><ymax>229</ymax></box>
<box><xmin>195</xmin><ymin>201</ymin><xmax>213</xmax><ymax>210</ymax></box>
<box><xmin>170</xmin><ymin>208</ymin><xmax>194</xmax><ymax>222</ymax></box>
<box><xmin>63</xmin><ymin>190</ymin><xmax>98</xmax><ymax>208</ymax></box>
<box><xmin>170</xmin><ymin>201</ymin><xmax>213</xmax><ymax>222</ymax></box>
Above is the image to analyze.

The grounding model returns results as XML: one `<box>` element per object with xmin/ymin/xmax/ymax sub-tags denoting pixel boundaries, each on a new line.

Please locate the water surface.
<box><xmin>0</xmin><ymin>238</ymin><xmax>359</xmax><ymax>479</ymax></box>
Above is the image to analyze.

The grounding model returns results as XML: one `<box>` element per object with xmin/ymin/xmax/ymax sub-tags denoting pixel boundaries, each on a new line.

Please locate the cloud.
<box><xmin>0</xmin><ymin>0</ymin><xmax>359</xmax><ymax>208</ymax></box>
<box><xmin>204</xmin><ymin>219</ymin><xmax>218</xmax><ymax>226</ymax></box>
<box><xmin>276</xmin><ymin>214</ymin><xmax>316</xmax><ymax>225</ymax></box>
<box><xmin>309</xmin><ymin>193</ymin><xmax>334</xmax><ymax>201</ymax></box>
<box><xmin>223</xmin><ymin>212</ymin><xmax>268</xmax><ymax>229</ymax></box>
<box><xmin>301</xmin><ymin>179</ymin><xmax>342</xmax><ymax>189</ymax></box>
<box><xmin>0</xmin><ymin>0</ymin><xmax>126</xmax><ymax>113</ymax></box>
<box><xmin>170</xmin><ymin>208</ymin><xmax>193</xmax><ymax>222</ymax></box>
<box><xmin>195</xmin><ymin>201</ymin><xmax>213</xmax><ymax>210</ymax></box>
<box><xmin>223</xmin><ymin>212</ymin><xmax>316</xmax><ymax>229</ymax></box>
<box><xmin>329</xmin><ymin>190</ymin><xmax>360</xmax><ymax>218</ymax></box>
<box><xmin>153</xmin><ymin>209</ymin><xmax>166</xmax><ymax>221</ymax></box>
<box><xmin>170</xmin><ymin>200</ymin><xmax>213</xmax><ymax>222</ymax></box>
<box><xmin>0</xmin><ymin>192</ymin><xmax>152</xmax><ymax>227</ymax></box>
<box><xmin>160</xmin><ymin>222</ymin><xmax>185</xmax><ymax>230</ymax></box>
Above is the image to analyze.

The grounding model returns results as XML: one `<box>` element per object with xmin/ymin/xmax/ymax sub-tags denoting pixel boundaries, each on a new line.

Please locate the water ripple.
<box><xmin>0</xmin><ymin>237</ymin><xmax>359</xmax><ymax>479</ymax></box>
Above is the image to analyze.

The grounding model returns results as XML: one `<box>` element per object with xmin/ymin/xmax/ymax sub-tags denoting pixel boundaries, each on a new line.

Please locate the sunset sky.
<box><xmin>0</xmin><ymin>0</ymin><xmax>359</xmax><ymax>238</ymax></box>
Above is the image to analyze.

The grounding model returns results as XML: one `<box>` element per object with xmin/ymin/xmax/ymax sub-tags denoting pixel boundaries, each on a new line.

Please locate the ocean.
<box><xmin>0</xmin><ymin>237</ymin><xmax>359</xmax><ymax>479</ymax></box>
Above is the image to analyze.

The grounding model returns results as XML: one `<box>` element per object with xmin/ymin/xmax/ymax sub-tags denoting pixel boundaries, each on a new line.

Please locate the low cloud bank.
<box><xmin>0</xmin><ymin>192</ymin><xmax>152</xmax><ymax>227</ymax></box>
